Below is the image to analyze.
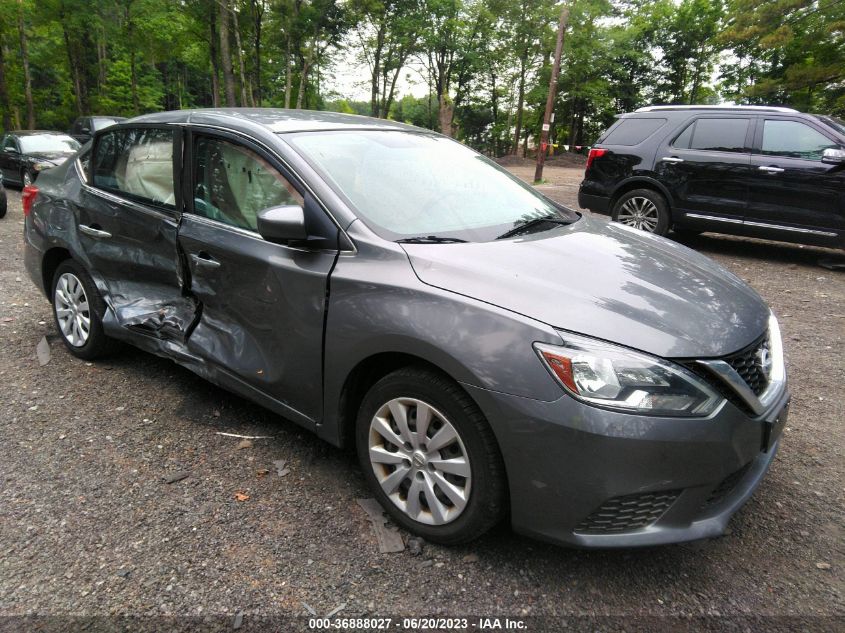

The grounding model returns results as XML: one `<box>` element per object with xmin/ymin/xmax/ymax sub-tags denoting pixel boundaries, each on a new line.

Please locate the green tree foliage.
<box><xmin>0</xmin><ymin>0</ymin><xmax>840</xmax><ymax>147</ymax></box>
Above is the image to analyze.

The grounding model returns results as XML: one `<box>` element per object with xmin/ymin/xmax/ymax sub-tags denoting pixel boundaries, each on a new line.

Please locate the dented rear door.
<box><xmin>82</xmin><ymin>125</ymin><xmax>195</xmax><ymax>340</ymax></box>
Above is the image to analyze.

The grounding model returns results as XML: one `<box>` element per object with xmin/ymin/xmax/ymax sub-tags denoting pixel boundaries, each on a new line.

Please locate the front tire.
<box><xmin>612</xmin><ymin>188</ymin><xmax>670</xmax><ymax>235</ymax></box>
<box><xmin>21</xmin><ymin>169</ymin><xmax>33</xmax><ymax>188</ymax></box>
<box><xmin>356</xmin><ymin>367</ymin><xmax>506</xmax><ymax>545</ymax></box>
<box><xmin>51</xmin><ymin>260</ymin><xmax>120</xmax><ymax>360</ymax></box>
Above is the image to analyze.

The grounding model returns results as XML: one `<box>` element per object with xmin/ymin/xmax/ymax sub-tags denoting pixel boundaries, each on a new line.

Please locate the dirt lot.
<box><xmin>1</xmin><ymin>170</ymin><xmax>843</xmax><ymax>631</ymax></box>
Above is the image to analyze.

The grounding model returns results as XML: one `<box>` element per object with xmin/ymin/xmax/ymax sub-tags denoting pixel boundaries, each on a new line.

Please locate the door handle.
<box><xmin>758</xmin><ymin>165</ymin><xmax>784</xmax><ymax>174</ymax></box>
<box><xmin>190</xmin><ymin>252</ymin><xmax>221</xmax><ymax>269</ymax></box>
<box><xmin>661</xmin><ymin>156</ymin><xmax>684</xmax><ymax>163</ymax></box>
<box><xmin>78</xmin><ymin>224</ymin><xmax>112</xmax><ymax>239</ymax></box>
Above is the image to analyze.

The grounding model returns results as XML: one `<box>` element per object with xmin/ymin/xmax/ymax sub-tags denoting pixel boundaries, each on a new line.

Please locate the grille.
<box><xmin>575</xmin><ymin>490</ymin><xmax>681</xmax><ymax>534</ymax></box>
<box><xmin>702</xmin><ymin>462</ymin><xmax>753</xmax><ymax>510</ymax></box>
<box><xmin>724</xmin><ymin>334</ymin><xmax>771</xmax><ymax>397</ymax></box>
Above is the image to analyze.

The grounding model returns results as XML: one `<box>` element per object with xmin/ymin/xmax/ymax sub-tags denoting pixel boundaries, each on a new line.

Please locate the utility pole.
<box><xmin>534</xmin><ymin>4</ymin><xmax>570</xmax><ymax>184</ymax></box>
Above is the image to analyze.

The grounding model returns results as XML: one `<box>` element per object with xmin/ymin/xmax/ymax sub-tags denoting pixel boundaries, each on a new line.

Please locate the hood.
<box><xmin>401</xmin><ymin>216</ymin><xmax>769</xmax><ymax>358</ymax></box>
<box><xmin>26</xmin><ymin>151</ymin><xmax>75</xmax><ymax>165</ymax></box>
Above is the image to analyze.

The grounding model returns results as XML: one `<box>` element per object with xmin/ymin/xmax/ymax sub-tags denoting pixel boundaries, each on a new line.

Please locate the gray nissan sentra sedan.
<box><xmin>23</xmin><ymin>109</ymin><xmax>790</xmax><ymax>548</ymax></box>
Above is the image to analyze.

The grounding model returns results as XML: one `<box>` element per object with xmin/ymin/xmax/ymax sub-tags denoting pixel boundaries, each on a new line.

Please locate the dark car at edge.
<box><xmin>578</xmin><ymin>105</ymin><xmax>845</xmax><ymax>248</ymax></box>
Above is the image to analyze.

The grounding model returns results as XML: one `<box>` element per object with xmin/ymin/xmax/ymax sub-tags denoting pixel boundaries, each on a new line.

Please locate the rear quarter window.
<box><xmin>601</xmin><ymin>118</ymin><xmax>667</xmax><ymax>146</ymax></box>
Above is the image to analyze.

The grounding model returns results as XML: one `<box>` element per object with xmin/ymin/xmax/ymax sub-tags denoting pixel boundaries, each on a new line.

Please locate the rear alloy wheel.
<box><xmin>51</xmin><ymin>260</ymin><xmax>120</xmax><ymax>360</ymax></box>
<box><xmin>356</xmin><ymin>367</ymin><xmax>506</xmax><ymax>544</ymax></box>
<box><xmin>612</xmin><ymin>188</ymin><xmax>670</xmax><ymax>236</ymax></box>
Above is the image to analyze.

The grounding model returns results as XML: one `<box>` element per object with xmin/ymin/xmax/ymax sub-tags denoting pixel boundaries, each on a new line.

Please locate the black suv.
<box><xmin>578</xmin><ymin>105</ymin><xmax>845</xmax><ymax>248</ymax></box>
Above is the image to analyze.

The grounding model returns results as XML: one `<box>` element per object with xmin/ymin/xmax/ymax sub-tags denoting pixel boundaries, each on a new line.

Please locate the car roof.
<box><xmin>129</xmin><ymin>108</ymin><xmax>418</xmax><ymax>134</ymax></box>
<box><xmin>635</xmin><ymin>105</ymin><xmax>799</xmax><ymax>114</ymax></box>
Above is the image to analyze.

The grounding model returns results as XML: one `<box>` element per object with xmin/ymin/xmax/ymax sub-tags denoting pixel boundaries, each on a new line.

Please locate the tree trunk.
<box><xmin>62</xmin><ymin>27</ymin><xmax>85</xmax><ymax>115</ymax></box>
<box><xmin>438</xmin><ymin>91</ymin><xmax>453</xmax><ymax>136</ymax></box>
<box><xmin>296</xmin><ymin>55</ymin><xmax>311</xmax><ymax>109</ymax></box>
<box><xmin>251</xmin><ymin>0</ymin><xmax>262</xmax><ymax>105</ymax></box>
<box><xmin>511</xmin><ymin>51</ymin><xmax>526</xmax><ymax>154</ymax></box>
<box><xmin>219</xmin><ymin>0</ymin><xmax>237</xmax><ymax>106</ymax></box>
<box><xmin>230</xmin><ymin>3</ymin><xmax>251</xmax><ymax>106</ymax></box>
<box><xmin>284</xmin><ymin>34</ymin><xmax>292</xmax><ymax>108</ymax></box>
<box><xmin>17</xmin><ymin>1</ymin><xmax>34</xmax><ymax>128</ymax></box>
<box><xmin>0</xmin><ymin>41</ymin><xmax>11</xmax><ymax>131</ymax></box>
<box><xmin>209</xmin><ymin>6</ymin><xmax>220</xmax><ymax>107</ymax></box>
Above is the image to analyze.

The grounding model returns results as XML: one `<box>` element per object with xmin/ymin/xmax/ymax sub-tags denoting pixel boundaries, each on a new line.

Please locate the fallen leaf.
<box><xmin>237</xmin><ymin>439</ymin><xmax>253</xmax><ymax>450</ymax></box>
<box><xmin>816</xmin><ymin>562</ymin><xmax>831</xmax><ymax>570</ymax></box>
<box><xmin>234</xmin><ymin>492</ymin><xmax>250</xmax><ymax>502</ymax></box>
<box><xmin>256</xmin><ymin>468</ymin><xmax>270</xmax><ymax>478</ymax></box>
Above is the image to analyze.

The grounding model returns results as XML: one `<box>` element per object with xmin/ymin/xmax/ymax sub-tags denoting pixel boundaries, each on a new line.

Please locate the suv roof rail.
<box><xmin>635</xmin><ymin>105</ymin><xmax>799</xmax><ymax>113</ymax></box>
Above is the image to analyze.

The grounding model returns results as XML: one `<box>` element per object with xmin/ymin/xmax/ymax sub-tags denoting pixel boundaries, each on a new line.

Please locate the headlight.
<box><xmin>535</xmin><ymin>333</ymin><xmax>723</xmax><ymax>417</ymax></box>
<box><xmin>33</xmin><ymin>162</ymin><xmax>49</xmax><ymax>172</ymax></box>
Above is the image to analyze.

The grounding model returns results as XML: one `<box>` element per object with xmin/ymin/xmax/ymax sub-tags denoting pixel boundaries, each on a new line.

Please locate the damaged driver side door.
<box><xmin>83</xmin><ymin>125</ymin><xmax>196</xmax><ymax>343</ymax></box>
<box><xmin>177</xmin><ymin>130</ymin><xmax>340</xmax><ymax>428</ymax></box>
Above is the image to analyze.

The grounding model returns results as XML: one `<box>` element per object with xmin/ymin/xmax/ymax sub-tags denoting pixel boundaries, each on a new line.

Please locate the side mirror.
<box><xmin>257</xmin><ymin>205</ymin><xmax>308</xmax><ymax>244</ymax></box>
<box><xmin>822</xmin><ymin>147</ymin><xmax>845</xmax><ymax>164</ymax></box>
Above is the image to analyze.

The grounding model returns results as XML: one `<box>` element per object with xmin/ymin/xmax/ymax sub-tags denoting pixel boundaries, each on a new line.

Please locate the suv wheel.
<box><xmin>356</xmin><ymin>367</ymin><xmax>506</xmax><ymax>545</ymax></box>
<box><xmin>51</xmin><ymin>260</ymin><xmax>120</xmax><ymax>360</ymax></box>
<box><xmin>612</xmin><ymin>189</ymin><xmax>670</xmax><ymax>235</ymax></box>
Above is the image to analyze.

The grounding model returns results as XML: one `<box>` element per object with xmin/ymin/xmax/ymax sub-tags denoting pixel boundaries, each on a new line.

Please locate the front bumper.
<box><xmin>464</xmin><ymin>382</ymin><xmax>790</xmax><ymax>548</ymax></box>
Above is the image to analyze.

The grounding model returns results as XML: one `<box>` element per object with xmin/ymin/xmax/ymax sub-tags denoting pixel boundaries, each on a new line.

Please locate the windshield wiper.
<box><xmin>395</xmin><ymin>235</ymin><xmax>468</xmax><ymax>244</ymax></box>
<box><xmin>495</xmin><ymin>215</ymin><xmax>572</xmax><ymax>240</ymax></box>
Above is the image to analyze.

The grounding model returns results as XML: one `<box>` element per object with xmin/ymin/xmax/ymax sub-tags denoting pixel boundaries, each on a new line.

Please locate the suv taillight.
<box><xmin>585</xmin><ymin>148</ymin><xmax>607</xmax><ymax>173</ymax></box>
<box><xmin>22</xmin><ymin>185</ymin><xmax>38</xmax><ymax>216</ymax></box>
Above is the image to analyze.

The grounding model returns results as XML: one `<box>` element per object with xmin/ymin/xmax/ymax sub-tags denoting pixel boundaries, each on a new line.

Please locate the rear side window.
<box><xmin>92</xmin><ymin>128</ymin><xmax>175</xmax><ymax>209</ymax></box>
<box><xmin>673</xmin><ymin>118</ymin><xmax>749</xmax><ymax>153</ymax></box>
<box><xmin>761</xmin><ymin>120</ymin><xmax>838</xmax><ymax>160</ymax></box>
<box><xmin>602</xmin><ymin>118</ymin><xmax>667</xmax><ymax>145</ymax></box>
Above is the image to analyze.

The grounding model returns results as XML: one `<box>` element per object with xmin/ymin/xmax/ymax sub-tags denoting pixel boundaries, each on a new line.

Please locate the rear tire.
<box><xmin>612</xmin><ymin>188</ymin><xmax>670</xmax><ymax>236</ymax></box>
<box><xmin>51</xmin><ymin>260</ymin><xmax>120</xmax><ymax>360</ymax></box>
<box><xmin>356</xmin><ymin>367</ymin><xmax>506</xmax><ymax>545</ymax></box>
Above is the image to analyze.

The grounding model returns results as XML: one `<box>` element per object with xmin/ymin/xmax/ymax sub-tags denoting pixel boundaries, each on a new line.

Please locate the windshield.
<box><xmin>286</xmin><ymin>130</ymin><xmax>578</xmax><ymax>242</ymax></box>
<box><xmin>20</xmin><ymin>134</ymin><xmax>80</xmax><ymax>154</ymax></box>
<box><xmin>92</xmin><ymin>118</ymin><xmax>123</xmax><ymax>131</ymax></box>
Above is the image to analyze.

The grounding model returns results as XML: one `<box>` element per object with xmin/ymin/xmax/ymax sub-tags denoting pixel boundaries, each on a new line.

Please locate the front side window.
<box><xmin>761</xmin><ymin>120</ymin><xmax>838</xmax><ymax>160</ymax></box>
<box><xmin>287</xmin><ymin>130</ymin><xmax>577</xmax><ymax>242</ymax></box>
<box><xmin>674</xmin><ymin>118</ymin><xmax>749</xmax><ymax>153</ymax></box>
<box><xmin>193</xmin><ymin>136</ymin><xmax>303</xmax><ymax>231</ymax></box>
<box><xmin>93</xmin><ymin>128</ymin><xmax>175</xmax><ymax>208</ymax></box>
<box><xmin>3</xmin><ymin>136</ymin><xmax>17</xmax><ymax>152</ymax></box>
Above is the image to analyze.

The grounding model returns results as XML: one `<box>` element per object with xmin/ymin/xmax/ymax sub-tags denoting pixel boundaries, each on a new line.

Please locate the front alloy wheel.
<box><xmin>368</xmin><ymin>397</ymin><xmax>471</xmax><ymax>525</ymax></box>
<box><xmin>356</xmin><ymin>367</ymin><xmax>506</xmax><ymax>544</ymax></box>
<box><xmin>22</xmin><ymin>170</ymin><xmax>32</xmax><ymax>187</ymax></box>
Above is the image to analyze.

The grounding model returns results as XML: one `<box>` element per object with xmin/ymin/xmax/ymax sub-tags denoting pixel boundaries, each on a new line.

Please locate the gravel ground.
<box><xmin>1</xmin><ymin>173</ymin><xmax>843</xmax><ymax>632</ymax></box>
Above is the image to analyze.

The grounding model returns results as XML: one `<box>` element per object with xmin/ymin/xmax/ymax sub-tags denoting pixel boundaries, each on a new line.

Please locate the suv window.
<box><xmin>3</xmin><ymin>136</ymin><xmax>17</xmax><ymax>152</ymax></box>
<box><xmin>193</xmin><ymin>136</ymin><xmax>303</xmax><ymax>231</ymax></box>
<box><xmin>674</xmin><ymin>118</ymin><xmax>749</xmax><ymax>153</ymax></box>
<box><xmin>602</xmin><ymin>118</ymin><xmax>666</xmax><ymax>146</ymax></box>
<box><xmin>92</xmin><ymin>128</ymin><xmax>175</xmax><ymax>208</ymax></box>
<box><xmin>761</xmin><ymin>120</ymin><xmax>838</xmax><ymax>160</ymax></box>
